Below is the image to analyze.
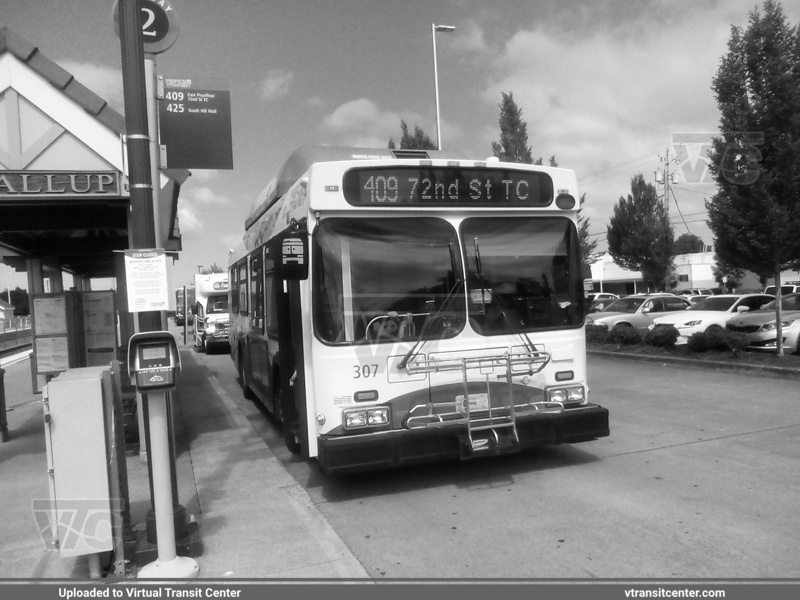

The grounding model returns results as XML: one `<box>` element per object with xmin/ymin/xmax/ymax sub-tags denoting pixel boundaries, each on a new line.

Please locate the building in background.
<box><xmin>589</xmin><ymin>252</ymin><xmax>794</xmax><ymax>296</ymax></box>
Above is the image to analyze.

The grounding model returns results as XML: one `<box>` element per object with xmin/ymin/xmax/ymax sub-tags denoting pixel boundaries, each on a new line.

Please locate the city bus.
<box><xmin>174</xmin><ymin>286</ymin><xmax>195</xmax><ymax>326</ymax></box>
<box><xmin>228</xmin><ymin>145</ymin><xmax>609</xmax><ymax>475</ymax></box>
<box><xmin>193</xmin><ymin>272</ymin><xmax>229</xmax><ymax>353</ymax></box>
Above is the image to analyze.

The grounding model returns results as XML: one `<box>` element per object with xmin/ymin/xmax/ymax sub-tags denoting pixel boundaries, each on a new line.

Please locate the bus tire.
<box><xmin>285</xmin><ymin>428</ymin><xmax>302</xmax><ymax>456</ymax></box>
<box><xmin>278</xmin><ymin>386</ymin><xmax>302</xmax><ymax>455</ymax></box>
<box><xmin>238</xmin><ymin>351</ymin><xmax>256</xmax><ymax>400</ymax></box>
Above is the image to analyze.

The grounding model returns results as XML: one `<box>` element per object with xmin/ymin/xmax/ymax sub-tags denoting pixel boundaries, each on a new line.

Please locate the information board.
<box><xmin>158</xmin><ymin>76</ymin><xmax>233</xmax><ymax>169</ymax></box>
<box><xmin>124</xmin><ymin>249</ymin><xmax>170</xmax><ymax>313</ymax></box>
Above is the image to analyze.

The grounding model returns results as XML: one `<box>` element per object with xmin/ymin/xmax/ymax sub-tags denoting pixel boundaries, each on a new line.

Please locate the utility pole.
<box><xmin>654</xmin><ymin>148</ymin><xmax>680</xmax><ymax>292</ymax></box>
<box><xmin>654</xmin><ymin>148</ymin><xmax>679</xmax><ymax>223</ymax></box>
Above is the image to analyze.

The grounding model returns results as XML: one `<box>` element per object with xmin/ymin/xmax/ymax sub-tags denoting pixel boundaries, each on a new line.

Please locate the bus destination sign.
<box><xmin>158</xmin><ymin>76</ymin><xmax>233</xmax><ymax>170</ymax></box>
<box><xmin>342</xmin><ymin>166</ymin><xmax>554</xmax><ymax>207</ymax></box>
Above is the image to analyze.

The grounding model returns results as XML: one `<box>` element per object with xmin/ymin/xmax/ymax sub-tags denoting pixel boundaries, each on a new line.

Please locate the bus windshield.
<box><xmin>313</xmin><ymin>216</ymin><xmax>583</xmax><ymax>344</ymax></box>
<box><xmin>314</xmin><ymin>218</ymin><xmax>464</xmax><ymax>344</ymax></box>
<box><xmin>207</xmin><ymin>295</ymin><xmax>228</xmax><ymax>314</ymax></box>
<box><xmin>462</xmin><ymin>217</ymin><xmax>584</xmax><ymax>334</ymax></box>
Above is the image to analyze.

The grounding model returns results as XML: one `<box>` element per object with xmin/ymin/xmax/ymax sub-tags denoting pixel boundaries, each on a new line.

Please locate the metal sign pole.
<box><xmin>117</xmin><ymin>0</ymin><xmax>196</xmax><ymax>579</ymax></box>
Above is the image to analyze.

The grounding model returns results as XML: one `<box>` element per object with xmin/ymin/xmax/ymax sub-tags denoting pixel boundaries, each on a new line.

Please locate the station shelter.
<box><xmin>0</xmin><ymin>26</ymin><xmax>189</xmax><ymax>392</ymax></box>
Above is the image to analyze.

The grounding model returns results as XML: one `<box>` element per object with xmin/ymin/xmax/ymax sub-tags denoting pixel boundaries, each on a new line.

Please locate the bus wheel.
<box><xmin>285</xmin><ymin>428</ymin><xmax>302</xmax><ymax>456</ymax></box>
<box><xmin>238</xmin><ymin>354</ymin><xmax>256</xmax><ymax>400</ymax></box>
<box><xmin>278</xmin><ymin>387</ymin><xmax>302</xmax><ymax>455</ymax></box>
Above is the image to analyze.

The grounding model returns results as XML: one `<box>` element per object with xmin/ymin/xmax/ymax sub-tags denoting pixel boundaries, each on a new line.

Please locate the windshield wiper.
<box><xmin>398</xmin><ymin>243</ymin><xmax>462</xmax><ymax>370</ymax></box>
<box><xmin>473</xmin><ymin>237</ymin><xmax>537</xmax><ymax>354</ymax></box>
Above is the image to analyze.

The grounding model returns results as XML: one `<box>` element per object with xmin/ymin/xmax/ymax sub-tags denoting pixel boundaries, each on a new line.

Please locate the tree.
<box><xmin>1</xmin><ymin>286</ymin><xmax>30</xmax><ymax>316</ymax></box>
<box><xmin>674</xmin><ymin>233</ymin><xmax>705</xmax><ymax>255</ymax></box>
<box><xmin>706</xmin><ymin>0</ymin><xmax>800</xmax><ymax>355</ymax></box>
<box><xmin>711</xmin><ymin>261</ymin><xmax>745</xmax><ymax>292</ymax></box>
<box><xmin>388</xmin><ymin>120</ymin><xmax>436</xmax><ymax>150</ymax></box>
<box><xmin>577</xmin><ymin>193</ymin><xmax>599</xmax><ymax>266</ymax></box>
<box><xmin>607</xmin><ymin>174</ymin><xmax>675</xmax><ymax>291</ymax></box>
<box><xmin>200</xmin><ymin>264</ymin><xmax>224</xmax><ymax>274</ymax></box>
<box><xmin>491</xmin><ymin>92</ymin><xmax>533</xmax><ymax>163</ymax></box>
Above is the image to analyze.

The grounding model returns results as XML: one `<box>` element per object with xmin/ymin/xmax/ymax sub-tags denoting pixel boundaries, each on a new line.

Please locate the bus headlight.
<box><xmin>343</xmin><ymin>406</ymin><xmax>391</xmax><ymax>430</ymax></box>
<box><xmin>548</xmin><ymin>385</ymin><xmax>585</xmax><ymax>405</ymax></box>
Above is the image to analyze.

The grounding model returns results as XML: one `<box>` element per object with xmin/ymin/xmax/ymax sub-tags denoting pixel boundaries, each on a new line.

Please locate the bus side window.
<box><xmin>251</xmin><ymin>254</ymin><xmax>264</xmax><ymax>333</ymax></box>
<box><xmin>264</xmin><ymin>254</ymin><xmax>278</xmax><ymax>338</ymax></box>
<box><xmin>230</xmin><ymin>267</ymin><xmax>239</xmax><ymax>313</ymax></box>
<box><xmin>238</xmin><ymin>261</ymin><xmax>248</xmax><ymax>315</ymax></box>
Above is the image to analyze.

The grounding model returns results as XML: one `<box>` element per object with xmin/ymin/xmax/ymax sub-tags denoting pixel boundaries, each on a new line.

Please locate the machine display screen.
<box><xmin>139</xmin><ymin>344</ymin><xmax>168</xmax><ymax>366</ymax></box>
<box><xmin>342</xmin><ymin>166</ymin><xmax>554</xmax><ymax>207</ymax></box>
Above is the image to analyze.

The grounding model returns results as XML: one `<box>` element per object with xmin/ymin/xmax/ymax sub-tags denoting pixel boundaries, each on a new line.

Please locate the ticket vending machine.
<box><xmin>127</xmin><ymin>332</ymin><xmax>181</xmax><ymax>392</ymax></box>
<box><xmin>127</xmin><ymin>332</ymin><xmax>198</xmax><ymax>579</ymax></box>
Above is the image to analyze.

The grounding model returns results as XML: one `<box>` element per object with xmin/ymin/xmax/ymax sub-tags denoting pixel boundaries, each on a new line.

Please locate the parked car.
<box><xmin>649</xmin><ymin>293</ymin><xmax>774</xmax><ymax>344</ymax></box>
<box><xmin>679</xmin><ymin>288</ymin><xmax>715</xmax><ymax>296</ymax></box>
<box><xmin>585</xmin><ymin>293</ymin><xmax>692</xmax><ymax>334</ymax></box>
<box><xmin>685</xmin><ymin>294</ymin><xmax>710</xmax><ymax>306</ymax></box>
<box><xmin>725</xmin><ymin>293</ymin><xmax>800</xmax><ymax>354</ymax></box>
<box><xmin>587</xmin><ymin>292</ymin><xmax>618</xmax><ymax>303</ymax></box>
<box><xmin>763</xmin><ymin>282</ymin><xmax>800</xmax><ymax>296</ymax></box>
<box><xmin>586</xmin><ymin>293</ymin><xmax>619</xmax><ymax>313</ymax></box>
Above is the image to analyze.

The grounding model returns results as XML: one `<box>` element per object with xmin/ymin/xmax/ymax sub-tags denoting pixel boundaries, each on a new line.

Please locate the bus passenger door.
<box><xmin>264</xmin><ymin>271</ymin><xmax>279</xmax><ymax>395</ymax></box>
<box><xmin>248</xmin><ymin>254</ymin><xmax>270</xmax><ymax>401</ymax></box>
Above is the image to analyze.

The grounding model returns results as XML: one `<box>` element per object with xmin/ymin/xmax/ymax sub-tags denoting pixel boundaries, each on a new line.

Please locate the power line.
<box><xmin>581</xmin><ymin>132</ymin><xmax>727</xmax><ymax>189</ymax></box>
<box><xmin>581</xmin><ymin>157</ymin><xmax>658</xmax><ymax>186</ymax></box>
<box><xmin>672</xmin><ymin>185</ymin><xmax>714</xmax><ymax>196</ymax></box>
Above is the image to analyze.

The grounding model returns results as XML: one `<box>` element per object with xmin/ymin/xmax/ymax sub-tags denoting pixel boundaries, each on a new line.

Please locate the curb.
<box><xmin>587</xmin><ymin>349</ymin><xmax>800</xmax><ymax>379</ymax></box>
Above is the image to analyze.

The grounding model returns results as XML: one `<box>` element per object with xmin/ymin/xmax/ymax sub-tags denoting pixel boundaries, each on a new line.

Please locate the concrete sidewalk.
<box><xmin>0</xmin><ymin>347</ymin><xmax>369</xmax><ymax>580</ymax></box>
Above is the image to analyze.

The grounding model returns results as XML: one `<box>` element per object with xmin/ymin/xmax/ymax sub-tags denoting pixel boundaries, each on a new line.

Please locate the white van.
<box><xmin>193</xmin><ymin>272</ymin><xmax>230</xmax><ymax>353</ymax></box>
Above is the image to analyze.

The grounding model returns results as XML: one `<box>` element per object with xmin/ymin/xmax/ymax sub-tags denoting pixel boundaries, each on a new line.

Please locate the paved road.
<box><xmin>199</xmin><ymin>345</ymin><xmax>800</xmax><ymax>579</ymax></box>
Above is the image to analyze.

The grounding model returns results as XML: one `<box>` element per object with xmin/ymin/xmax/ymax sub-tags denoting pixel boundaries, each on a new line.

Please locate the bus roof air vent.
<box><xmin>390</xmin><ymin>149</ymin><xmax>431</xmax><ymax>160</ymax></box>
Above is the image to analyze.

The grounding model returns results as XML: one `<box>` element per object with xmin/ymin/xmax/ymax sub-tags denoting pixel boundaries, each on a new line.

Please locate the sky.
<box><xmin>3</xmin><ymin>0</ymin><xmax>799</xmax><ymax>305</ymax></box>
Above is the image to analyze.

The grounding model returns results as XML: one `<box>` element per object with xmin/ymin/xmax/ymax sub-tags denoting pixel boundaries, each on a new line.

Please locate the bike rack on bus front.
<box><xmin>403</xmin><ymin>350</ymin><xmax>557</xmax><ymax>452</ymax></box>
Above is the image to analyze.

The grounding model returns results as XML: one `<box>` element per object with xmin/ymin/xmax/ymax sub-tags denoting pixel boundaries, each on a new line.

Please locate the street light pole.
<box><xmin>432</xmin><ymin>24</ymin><xmax>455</xmax><ymax>151</ymax></box>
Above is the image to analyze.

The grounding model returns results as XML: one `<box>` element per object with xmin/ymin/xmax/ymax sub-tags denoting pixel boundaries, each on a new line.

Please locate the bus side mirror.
<box><xmin>279</xmin><ymin>232</ymin><xmax>308</xmax><ymax>281</ymax></box>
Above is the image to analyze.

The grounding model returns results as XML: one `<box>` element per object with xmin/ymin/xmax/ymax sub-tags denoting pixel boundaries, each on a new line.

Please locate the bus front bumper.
<box><xmin>316</xmin><ymin>404</ymin><xmax>609</xmax><ymax>476</ymax></box>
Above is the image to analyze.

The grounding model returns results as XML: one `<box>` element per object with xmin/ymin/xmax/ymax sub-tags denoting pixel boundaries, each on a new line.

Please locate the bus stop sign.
<box><xmin>157</xmin><ymin>76</ymin><xmax>234</xmax><ymax>170</ymax></box>
<box><xmin>112</xmin><ymin>0</ymin><xmax>180</xmax><ymax>55</ymax></box>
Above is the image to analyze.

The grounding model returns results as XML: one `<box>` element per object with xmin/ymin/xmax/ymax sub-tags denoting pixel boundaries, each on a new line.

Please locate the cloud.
<box><xmin>479</xmin><ymin>8</ymin><xmax>735</xmax><ymax>178</ymax></box>
<box><xmin>320</xmin><ymin>98</ymin><xmax>425</xmax><ymax>148</ymax></box>
<box><xmin>57</xmin><ymin>60</ymin><xmax>124</xmax><ymax>113</ymax></box>
<box><xmin>176</xmin><ymin>182</ymin><xmax>233</xmax><ymax>233</ymax></box>
<box><xmin>221</xmin><ymin>232</ymin><xmax>244</xmax><ymax>249</ymax></box>
<box><xmin>259</xmin><ymin>69</ymin><xmax>294</xmax><ymax>102</ymax></box>
<box><xmin>462</xmin><ymin>1</ymin><xmax>768</xmax><ymax>250</ymax></box>
<box><xmin>177</xmin><ymin>205</ymin><xmax>202</xmax><ymax>233</ymax></box>
<box><xmin>450</xmin><ymin>20</ymin><xmax>489</xmax><ymax>55</ymax></box>
<box><xmin>184</xmin><ymin>186</ymin><xmax>229</xmax><ymax>206</ymax></box>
